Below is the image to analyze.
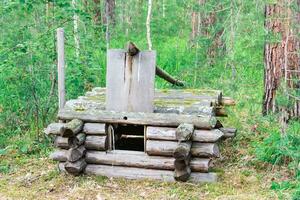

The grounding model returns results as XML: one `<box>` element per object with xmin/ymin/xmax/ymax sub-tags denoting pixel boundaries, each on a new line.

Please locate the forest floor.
<box><xmin>0</xmin><ymin>144</ymin><xmax>288</xmax><ymax>200</ymax></box>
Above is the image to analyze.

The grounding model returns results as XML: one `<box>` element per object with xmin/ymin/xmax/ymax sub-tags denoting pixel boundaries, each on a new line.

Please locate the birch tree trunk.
<box><xmin>146</xmin><ymin>0</ymin><xmax>153</xmax><ymax>50</ymax></box>
<box><xmin>72</xmin><ymin>0</ymin><xmax>80</xmax><ymax>58</ymax></box>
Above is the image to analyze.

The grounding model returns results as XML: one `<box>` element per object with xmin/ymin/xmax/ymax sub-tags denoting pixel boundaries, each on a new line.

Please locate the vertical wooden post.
<box><xmin>57</xmin><ymin>28</ymin><xmax>66</xmax><ymax>111</ymax></box>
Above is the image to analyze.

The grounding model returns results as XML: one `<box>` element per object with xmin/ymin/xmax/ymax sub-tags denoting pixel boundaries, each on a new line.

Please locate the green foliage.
<box><xmin>0</xmin><ymin>0</ymin><xmax>299</xmax><ymax>198</ymax></box>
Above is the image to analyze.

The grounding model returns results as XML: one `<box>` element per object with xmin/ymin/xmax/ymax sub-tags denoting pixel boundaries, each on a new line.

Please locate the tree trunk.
<box><xmin>263</xmin><ymin>1</ymin><xmax>300</xmax><ymax>121</ymax></box>
<box><xmin>146</xmin><ymin>0</ymin><xmax>153</xmax><ymax>50</ymax></box>
<box><xmin>72</xmin><ymin>0</ymin><xmax>80</xmax><ymax>58</ymax></box>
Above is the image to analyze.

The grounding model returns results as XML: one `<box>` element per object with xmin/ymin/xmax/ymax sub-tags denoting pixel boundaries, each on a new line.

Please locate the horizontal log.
<box><xmin>58</xmin><ymin>109</ymin><xmax>217</xmax><ymax>129</ymax></box>
<box><xmin>44</xmin><ymin>123</ymin><xmax>65</xmax><ymax>135</ymax></box>
<box><xmin>65</xmin><ymin>158</ymin><xmax>87</xmax><ymax>175</ymax></box>
<box><xmin>220</xmin><ymin>128</ymin><xmax>237</xmax><ymax>138</ymax></box>
<box><xmin>61</xmin><ymin>119</ymin><xmax>83</xmax><ymax>137</ymax></box>
<box><xmin>221</xmin><ymin>97</ymin><xmax>236</xmax><ymax>106</ymax></box>
<box><xmin>146</xmin><ymin>126</ymin><xmax>224</xmax><ymax>142</ymax></box>
<box><xmin>67</xmin><ymin>145</ymin><xmax>86</xmax><ymax>162</ymax></box>
<box><xmin>85</xmin><ymin>150</ymin><xmax>210</xmax><ymax>172</ymax></box>
<box><xmin>191</xmin><ymin>143</ymin><xmax>220</xmax><ymax>158</ymax></box>
<box><xmin>50</xmin><ymin>149</ymin><xmax>68</xmax><ymax>161</ymax></box>
<box><xmin>146</xmin><ymin>140</ymin><xmax>220</xmax><ymax>158</ymax></box>
<box><xmin>66</xmin><ymin>98</ymin><xmax>215</xmax><ymax>115</ymax></box>
<box><xmin>85</xmin><ymin>136</ymin><xmax>107</xmax><ymax>150</ymax></box>
<box><xmin>54</xmin><ymin>136</ymin><xmax>72</xmax><ymax>149</ymax></box>
<box><xmin>85</xmin><ymin>164</ymin><xmax>217</xmax><ymax>183</ymax></box>
<box><xmin>83</xmin><ymin>123</ymin><xmax>106</xmax><ymax>135</ymax></box>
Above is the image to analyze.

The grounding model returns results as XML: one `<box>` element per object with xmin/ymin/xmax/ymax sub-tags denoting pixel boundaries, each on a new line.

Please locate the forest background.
<box><xmin>0</xmin><ymin>0</ymin><xmax>299</xmax><ymax>199</ymax></box>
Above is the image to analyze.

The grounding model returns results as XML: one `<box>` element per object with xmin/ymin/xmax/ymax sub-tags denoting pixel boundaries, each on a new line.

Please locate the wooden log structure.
<box><xmin>126</xmin><ymin>42</ymin><xmax>184</xmax><ymax>87</ymax></box>
<box><xmin>58</xmin><ymin>109</ymin><xmax>217</xmax><ymax>129</ymax></box>
<box><xmin>72</xmin><ymin>133</ymin><xmax>86</xmax><ymax>146</ymax></box>
<box><xmin>50</xmin><ymin>149</ymin><xmax>68</xmax><ymax>162</ymax></box>
<box><xmin>173</xmin><ymin>123</ymin><xmax>193</xmax><ymax>181</ymax></box>
<box><xmin>61</xmin><ymin>119</ymin><xmax>83</xmax><ymax>137</ymax></box>
<box><xmin>146</xmin><ymin>140</ymin><xmax>220</xmax><ymax>158</ymax></box>
<box><xmin>84</xmin><ymin>165</ymin><xmax>217</xmax><ymax>183</ymax></box>
<box><xmin>83</xmin><ymin>123</ymin><xmax>106</xmax><ymax>135</ymax></box>
<box><xmin>220</xmin><ymin>128</ymin><xmax>237</xmax><ymax>139</ymax></box>
<box><xmin>67</xmin><ymin>145</ymin><xmax>86</xmax><ymax>162</ymax></box>
<box><xmin>65</xmin><ymin>98</ymin><xmax>215</xmax><ymax>115</ymax></box>
<box><xmin>44</xmin><ymin>123</ymin><xmax>65</xmax><ymax>135</ymax></box>
<box><xmin>85</xmin><ymin>135</ymin><xmax>107</xmax><ymax>150</ymax></box>
<box><xmin>85</xmin><ymin>150</ymin><xmax>211</xmax><ymax>172</ymax></box>
<box><xmin>54</xmin><ymin>136</ymin><xmax>73</xmax><ymax>149</ymax></box>
<box><xmin>146</xmin><ymin>126</ymin><xmax>224</xmax><ymax>142</ymax></box>
<box><xmin>65</xmin><ymin>158</ymin><xmax>87</xmax><ymax>175</ymax></box>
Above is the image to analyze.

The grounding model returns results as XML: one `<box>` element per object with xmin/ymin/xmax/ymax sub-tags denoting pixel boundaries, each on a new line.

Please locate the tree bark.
<box><xmin>146</xmin><ymin>0</ymin><xmax>153</xmax><ymax>50</ymax></box>
<box><xmin>263</xmin><ymin>1</ymin><xmax>300</xmax><ymax>119</ymax></box>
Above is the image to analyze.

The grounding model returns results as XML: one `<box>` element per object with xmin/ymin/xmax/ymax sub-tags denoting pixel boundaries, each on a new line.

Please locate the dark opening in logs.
<box><xmin>110</xmin><ymin>124</ymin><xmax>145</xmax><ymax>152</ymax></box>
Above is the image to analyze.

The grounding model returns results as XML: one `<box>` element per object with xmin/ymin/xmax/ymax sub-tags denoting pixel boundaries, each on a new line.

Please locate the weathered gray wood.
<box><xmin>191</xmin><ymin>143</ymin><xmax>220</xmax><ymax>158</ymax></box>
<box><xmin>106</xmin><ymin>49</ymin><xmax>156</xmax><ymax>113</ymax></box>
<box><xmin>86</xmin><ymin>150</ymin><xmax>173</xmax><ymax>170</ymax></box>
<box><xmin>85</xmin><ymin>135</ymin><xmax>107</xmax><ymax>150</ymax></box>
<box><xmin>65</xmin><ymin>98</ymin><xmax>215</xmax><ymax>115</ymax></box>
<box><xmin>85</xmin><ymin>164</ymin><xmax>217</xmax><ymax>183</ymax></box>
<box><xmin>67</xmin><ymin>145</ymin><xmax>86</xmax><ymax>162</ymax></box>
<box><xmin>174</xmin><ymin>165</ymin><xmax>191</xmax><ymax>182</ymax></box>
<box><xmin>65</xmin><ymin>158</ymin><xmax>87</xmax><ymax>175</ymax></box>
<box><xmin>44</xmin><ymin>123</ymin><xmax>65</xmax><ymax>135</ymax></box>
<box><xmin>85</xmin><ymin>150</ymin><xmax>210</xmax><ymax>172</ymax></box>
<box><xmin>58</xmin><ymin>162</ymin><xmax>66</xmax><ymax>172</ymax></box>
<box><xmin>220</xmin><ymin>128</ymin><xmax>237</xmax><ymax>138</ymax></box>
<box><xmin>146</xmin><ymin>140</ymin><xmax>219</xmax><ymax>158</ymax></box>
<box><xmin>61</xmin><ymin>119</ymin><xmax>83</xmax><ymax>137</ymax></box>
<box><xmin>174</xmin><ymin>142</ymin><xmax>192</xmax><ymax>160</ymax></box>
<box><xmin>192</xmin><ymin>129</ymin><xmax>223</xmax><ymax>142</ymax></box>
<box><xmin>190</xmin><ymin>158</ymin><xmax>211</xmax><ymax>172</ymax></box>
<box><xmin>57</xmin><ymin>28</ymin><xmax>66</xmax><ymax>110</ymax></box>
<box><xmin>73</xmin><ymin>133</ymin><xmax>86</xmax><ymax>146</ymax></box>
<box><xmin>92</xmin><ymin>87</ymin><xmax>222</xmax><ymax>103</ymax></box>
<box><xmin>83</xmin><ymin>123</ymin><xmax>106</xmax><ymax>135</ymax></box>
<box><xmin>176</xmin><ymin>123</ymin><xmax>194</xmax><ymax>141</ymax></box>
<box><xmin>54</xmin><ymin>136</ymin><xmax>72</xmax><ymax>149</ymax></box>
<box><xmin>58</xmin><ymin>110</ymin><xmax>217</xmax><ymax>129</ymax></box>
<box><xmin>50</xmin><ymin>149</ymin><xmax>68</xmax><ymax>161</ymax></box>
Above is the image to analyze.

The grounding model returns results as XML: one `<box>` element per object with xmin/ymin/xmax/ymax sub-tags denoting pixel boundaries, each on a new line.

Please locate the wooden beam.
<box><xmin>83</xmin><ymin>123</ymin><xmax>106</xmax><ymax>135</ymax></box>
<box><xmin>84</xmin><ymin>164</ymin><xmax>217</xmax><ymax>182</ymax></box>
<box><xmin>146</xmin><ymin>140</ymin><xmax>220</xmax><ymax>158</ymax></box>
<box><xmin>58</xmin><ymin>109</ymin><xmax>217</xmax><ymax>129</ymax></box>
<box><xmin>146</xmin><ymin>126</ymin><xmax>223</xmax><ymax>142</ymax></box>
<box><xmin>61</xmin><ymin>119</ymin><xmax>83</xmax><ymax>137</ymax></box>
<box><xmin>85</xmin><ymin>135</ymin><xmax>107</xmax><ymax>150</ymax></box>
<box><xmin>126</xmin><ymin>42</ymin><xmax>184</xmax><ymax>86</ymax></box>
<box><xmin>85</xmin><ymin>150</ymin><xmax>211</xmax><ymax>172</ymax></box>
<box><xmin>57</xmin><ymin>28</ymin><xmax>66</xmax><ymax>110</ymax></box>
<box><xmin>50</xmin><ymin>149</ymin><xmax>68</xmax><ymax>161</ymax></box>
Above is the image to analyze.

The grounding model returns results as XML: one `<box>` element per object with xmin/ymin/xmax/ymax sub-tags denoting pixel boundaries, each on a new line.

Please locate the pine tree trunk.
<box><xmin>263</xmin><ymin>1</ymin><xmax>300</xmax><ymax>120</ymax></box>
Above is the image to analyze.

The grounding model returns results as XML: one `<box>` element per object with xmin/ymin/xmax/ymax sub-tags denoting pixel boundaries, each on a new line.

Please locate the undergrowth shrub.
<box><xmin>255</xmin><ymin>119</ymin><xmax>300</xmax><ymax>198</ymax></box>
